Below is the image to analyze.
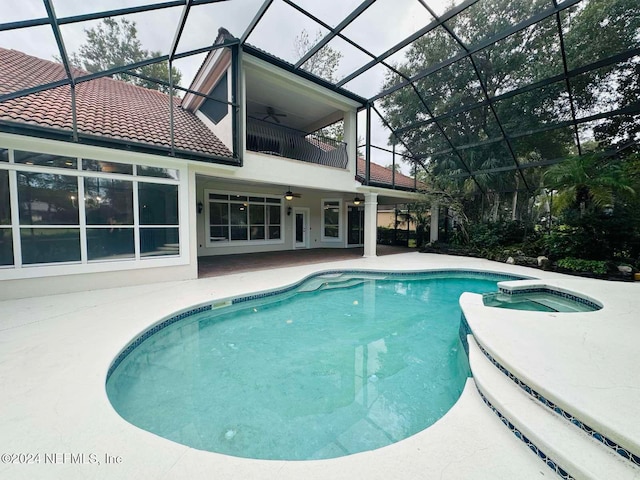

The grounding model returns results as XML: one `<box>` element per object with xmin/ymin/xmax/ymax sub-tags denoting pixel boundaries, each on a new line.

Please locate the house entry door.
<box><xmin>294</xmin><ymin>208</ymin><xmax>309</xmax><ymax>248</ymax></box>
<box><xmin>348</xmin><ymin>205</ymin><xmax>365</xmax><ymax>245</ymax></box>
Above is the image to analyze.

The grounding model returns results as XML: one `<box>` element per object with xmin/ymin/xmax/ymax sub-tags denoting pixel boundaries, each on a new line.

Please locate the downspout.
<box><xmin>169</xmin><ymin>60</ymin><xmax>175</xmax><ymax>157</ymax></box>
<box><xmin>365</xmin><ymin>102</ymin><xmax>371</xmax><ymax>186</ymax></box>
<box><xmin>232</xmin><ymin>43</ymin><xmax>242</xmax><ymax>166</ymax></box>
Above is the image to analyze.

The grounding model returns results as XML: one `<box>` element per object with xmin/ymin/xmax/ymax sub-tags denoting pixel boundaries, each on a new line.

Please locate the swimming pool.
<box><xmin>106</xmin><ymin>271</ymin><xmax>517</xmax><ymax>460</ymax></box>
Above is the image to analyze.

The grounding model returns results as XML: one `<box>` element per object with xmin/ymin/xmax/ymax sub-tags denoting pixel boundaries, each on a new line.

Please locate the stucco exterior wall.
<box><xmin>0</xmin><ymin>133</ymin><xmax>197</xmax><ymax>299</ymax></box>
<box><xmin>195</xmin><ymin>176</ymin><xmax>360</xmax><ymax>257</ymax></box>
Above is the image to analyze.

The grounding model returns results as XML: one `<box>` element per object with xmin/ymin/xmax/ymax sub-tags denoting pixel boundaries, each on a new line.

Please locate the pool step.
<box><xmin>297</xmin><ymin>275</ymin><xmax>366</xmax><ymax>293</ymax></box>
<box><xmin>318</xmin><ymin>278</ymin><xmax>365</xmax><ymax>291</ymax></box>
<box><xmin>530</xmin><ymin>296</ymin><xmax>594</xmax><ymax>313</ymax></box>
<box><xmin>468</xmin><ymin>336</ymin><xmax>640</xmax><ymax>480</ymax></box>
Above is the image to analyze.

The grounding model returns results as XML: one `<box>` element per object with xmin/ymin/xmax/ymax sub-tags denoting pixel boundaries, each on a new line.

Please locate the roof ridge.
<box><xmin>187</xmin><ymin>27</ymin><xmax>238</xmax><ymax>93</ymax></box>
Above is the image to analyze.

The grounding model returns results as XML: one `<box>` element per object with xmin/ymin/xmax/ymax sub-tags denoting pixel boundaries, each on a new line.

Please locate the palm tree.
<box><xmin>543</xmin><ymin>154</ymin><xmax>635</xmax><ymax>217</ymax></box>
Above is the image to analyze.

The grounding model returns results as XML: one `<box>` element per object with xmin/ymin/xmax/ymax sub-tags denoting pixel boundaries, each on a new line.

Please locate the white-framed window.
<box><xmin>200</xmin><ymin>72</ymin><xmax>229</xmax><ymax>125</ymax></box>
<box><xmin>0</xmin><ymin>150</ymin><xmax>12</xmax><ymax>267</ymax></box>
<box><xmin>0</xmin><ymin>148</ymin><xmax>182</xmax><ymax>270</ymax></box>
<box><xmin>321</xmin><ymin>198</ymin><xmax>342</xmax><ymax>242</ymax></box>
<box><xmin>205</xmin><ymin>190</ymin><xmax>283</xmax><ymax>246</ymax></box>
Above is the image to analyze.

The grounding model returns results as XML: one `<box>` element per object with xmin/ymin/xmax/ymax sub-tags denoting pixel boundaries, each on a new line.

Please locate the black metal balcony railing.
<box><xmin>246</xmin><ymin>117</ymin><xmax>348</xmax><ymax>169</ymax></box>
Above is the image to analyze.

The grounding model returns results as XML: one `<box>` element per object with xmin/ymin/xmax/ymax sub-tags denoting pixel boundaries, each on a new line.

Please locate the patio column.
<box><xmin>430</xmin><ymin>201</ymin><xmax>439</xmax><ymax>243</ymax></box>
<box><xmin>363</xmin><ymin>192</ymin><xmax>378</xmax><ymax>257</ymax></box>
<box><xmin>344</xmin><ymin>109</ymin><xmax>357</xmax><ymax>173</ymax></box>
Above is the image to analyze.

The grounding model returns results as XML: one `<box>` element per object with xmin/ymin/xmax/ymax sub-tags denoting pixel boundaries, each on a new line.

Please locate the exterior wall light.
<box><xmin>287</xmin><ymin>206</ymin><xmax>292</xmax><ymax>216</ymax></box>
<box><xmin>197</xmin><ymin>201</ymin><xmax>203</xmax><ymax>214</ymax></box>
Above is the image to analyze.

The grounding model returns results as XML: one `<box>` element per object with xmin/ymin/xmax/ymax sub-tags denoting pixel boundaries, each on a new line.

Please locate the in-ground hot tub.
<box><xmin>483</xmin><ymin>284</ymin><xmax>602</xmax><ymax>312</ymax></box>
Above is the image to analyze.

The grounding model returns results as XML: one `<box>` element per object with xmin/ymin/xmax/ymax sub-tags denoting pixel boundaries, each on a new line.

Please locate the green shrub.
<box><xmin>547</xmin><ymin>207</ymin><xmax>640</xmax><ymax>262</ymax></box>
<box><xmin>377</xmin><ymin>227</ymin><xmax>416</xmax><ymax>246</ymax></box>
<box><xmin>464</xmin><ymin>220</ymin><xmax>534</xmax><ymax>249</ymax></box>
<box><xmin>556</xmin><ymin>257</ymin><xmax>608</xmax><ymax>275</ymax></box>
<box><xmin>544</xmin><ymin>226</ymin><xmax>582</xmax><ymax>259</ymax></box>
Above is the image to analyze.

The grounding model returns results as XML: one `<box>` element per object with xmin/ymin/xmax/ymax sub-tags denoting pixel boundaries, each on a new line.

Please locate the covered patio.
<box><xmin>198</xmin><ymin>244</ymin><xmax>414</xmax><ymax>276</ymax></box>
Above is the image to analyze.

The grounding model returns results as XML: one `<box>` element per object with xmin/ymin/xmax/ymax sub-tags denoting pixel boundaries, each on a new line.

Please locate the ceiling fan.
<box><xmin>283</xmin><ymin>187</ymin><xmax>301</xmax><ymax>200</ymax></box>
<box><xmin>258</xmin><ymin>106</ymin><xmax>287</xmax><ymax>124</ymax></box>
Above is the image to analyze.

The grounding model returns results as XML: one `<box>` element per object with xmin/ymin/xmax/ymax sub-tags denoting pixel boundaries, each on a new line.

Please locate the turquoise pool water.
<box><xmin>106</xmin><ymin>272</ymin><xmax>504</xmax><ymax>460</ymax></box>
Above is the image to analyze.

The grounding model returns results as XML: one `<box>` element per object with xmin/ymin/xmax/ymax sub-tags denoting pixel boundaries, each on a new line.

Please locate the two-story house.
<box><xmin>0</xmin><ymin>29</ymin><xmax>425</xmax><ymax>299</ymax></box>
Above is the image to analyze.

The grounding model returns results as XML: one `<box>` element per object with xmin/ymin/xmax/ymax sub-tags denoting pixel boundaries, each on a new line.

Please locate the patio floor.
<box><xmin>198</xmin><ymin>245</ymin><xmax>414</xmax><ymax>277</ymax></box>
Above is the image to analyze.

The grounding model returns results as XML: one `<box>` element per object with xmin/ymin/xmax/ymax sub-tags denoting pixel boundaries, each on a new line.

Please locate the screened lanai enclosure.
<box><xmin>1</xmin><ymin>0</ymin><xmax>638</xmax><ymax>221</ymax></box>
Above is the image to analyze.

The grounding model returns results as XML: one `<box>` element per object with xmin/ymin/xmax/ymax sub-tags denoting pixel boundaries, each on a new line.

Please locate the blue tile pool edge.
<box><xmin>462</xmin><ymin>314</ymin><xmax>640</xmax><ymax>469</ymax></box>
<box><xmin>106</xmin><ymin>268</ymin><xmax>526</xmax><ymax>382</ymax></box>
<box><xmin>230</xmin><ymin>269</ymin><xmax>525</xmax><ymax>304</ymax></box>
<box><xmin>105</xmin><ymin>303</ymin><xmax>213</xmax><ymax>380</ymax></box>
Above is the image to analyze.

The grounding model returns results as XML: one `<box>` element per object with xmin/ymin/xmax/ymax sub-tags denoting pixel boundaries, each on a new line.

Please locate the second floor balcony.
<box><xmin>246</xmin><ymin>117</ymin><xmax>348</xmax><ymax>169</ymax></box>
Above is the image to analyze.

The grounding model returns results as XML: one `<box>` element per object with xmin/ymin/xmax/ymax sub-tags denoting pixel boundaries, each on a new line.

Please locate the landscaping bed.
<box><xmin>420</xmin><ymin>242</ymin><xmax>637</xmax><ymax>282</ymax></box>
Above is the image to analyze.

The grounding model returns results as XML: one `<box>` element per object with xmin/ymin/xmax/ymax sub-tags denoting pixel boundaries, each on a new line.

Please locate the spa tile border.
<box><xmin>475</xmin><ymin>386</ymin><xmax>574</xmax><ymax>479</ymax></box>
<box><xmin>469</xmin><ymin>325</ymin><xmax>640</xmax><ymax>468</ymax></box>
<box><xmin>497</xmin><ymin>286</ymin><xmax>601</xmax><ymax>311</ymax></box>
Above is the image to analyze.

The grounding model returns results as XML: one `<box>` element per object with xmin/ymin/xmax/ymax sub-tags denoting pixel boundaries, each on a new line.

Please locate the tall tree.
<box><xmin>294</xmin><ymin>29</ymin><xmax>342</xmax><ymax>82</ymax></box>
<box><xmin>67</xmin><ymin>18</ymin><xmax>181</xmax><ymax>94</ymax></box>
<box><xmin>544</xmin><ymin>154</ymin><xmax>636</xmax><ymax>216</ymax></box>
<box><xmin>294</xmin><ymin>29</ymin><xmax>345</xmax><ymax>141</ymax></box>
<box><xmin>380</xmin><ymin>0</ymin><xmax>638</xmax><ymax>223</ymax></box>
<box><xmin>562</xmin><ymin>0</ymin><xmax>640</xmax><ymax>147</ymax></box>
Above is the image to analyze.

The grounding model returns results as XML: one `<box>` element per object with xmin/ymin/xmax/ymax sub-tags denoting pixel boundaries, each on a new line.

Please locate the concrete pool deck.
<box><xmin>1</xmin><ymin>252</ymin><xmax>639</xmax><ymax>479</ymax></box>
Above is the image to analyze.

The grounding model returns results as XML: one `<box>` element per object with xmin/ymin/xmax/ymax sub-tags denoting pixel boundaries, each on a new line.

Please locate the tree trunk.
<box><xmin>491</xmin><ymin>192</ymin><xmax>500</xmax><ymax>222</ymax></box>
<box><xmin>511</xmin><ymin>175</ymin><xmax>519</xmax><ymax>221</ymax></box>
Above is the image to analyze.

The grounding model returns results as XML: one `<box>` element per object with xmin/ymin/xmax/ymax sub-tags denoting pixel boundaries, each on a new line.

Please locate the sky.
<box><xmin>0</xmin><ymin>0</ymin><xmax>460</xmax><ymax>172</ymax></box>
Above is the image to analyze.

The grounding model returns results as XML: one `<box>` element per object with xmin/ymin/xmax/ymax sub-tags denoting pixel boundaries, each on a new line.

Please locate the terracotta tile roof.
<box><xmin>0</xmin><ymin>48</ymin><xmax>232</xmax><ymax>158</ymax></box>
<box><xmin>308</xmin><ymin>136</ymin><xmax>420</xmax><ymax>190</ymax></box>
<box><xmin>356</xmin><ymin>157</ymin><xmax>423</xmax><ymax>190</ymax></box>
